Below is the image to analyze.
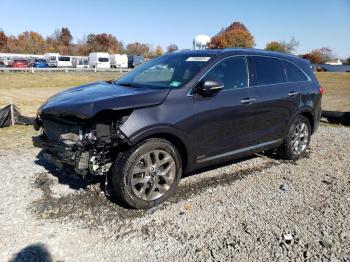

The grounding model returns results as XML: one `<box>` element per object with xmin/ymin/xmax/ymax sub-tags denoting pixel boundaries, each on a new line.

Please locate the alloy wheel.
<box><xmin>291</xmin><ymin>122</ymin><xmax>309</xmax><ymax>155</ymax></box>
<box><xmin>130</xmin><ymin>150</ymin><xmax>176</xmax><ymax>201</ymax></box>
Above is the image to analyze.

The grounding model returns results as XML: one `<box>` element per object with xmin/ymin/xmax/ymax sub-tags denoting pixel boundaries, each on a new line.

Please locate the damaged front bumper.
<box><xmin>33</xmin><ymin>135</ymin><xmax>90</xmax><ymax>175</ymax></box>
<box><xmin>33</xmin><ymin>117</ymin><xmax>130</xmax><ymax>177</ymax></box>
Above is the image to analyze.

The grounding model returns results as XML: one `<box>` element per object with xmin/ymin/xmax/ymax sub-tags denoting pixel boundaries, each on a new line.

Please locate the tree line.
<box><xmin>0</xmin><ymin>24</ymin><xmax>348</xmax><ymax>64</ymax></box>
<box><xmin>0</xmin><ymin>27</ymin><xmax>178</xmax><ymax>58</ymax></box>
<box><xmin>207</xmin><ymin>22</ymin><xmax>349</xmax><ymax>64</ymax></box>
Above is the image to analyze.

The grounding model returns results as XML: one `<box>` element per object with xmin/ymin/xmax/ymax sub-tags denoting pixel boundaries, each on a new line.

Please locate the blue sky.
<box><xmin>1</xmin><ymin>0</ymin><xmax>349</xmax><ymax>58</ymax></box>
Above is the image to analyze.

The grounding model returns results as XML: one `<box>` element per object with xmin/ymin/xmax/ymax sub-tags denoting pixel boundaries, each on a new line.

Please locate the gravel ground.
<box><xmin>0</xmin><ymin>124</ymin><xmax>349</xmax><ymax>261</ymax></box>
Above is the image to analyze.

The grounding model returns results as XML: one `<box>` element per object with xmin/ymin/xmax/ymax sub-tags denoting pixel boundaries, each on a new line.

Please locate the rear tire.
<box><xmin>276</xmin><ymin>115</ymin><xmax>311</xmax><ymax>160</ymax></box>
<box><xmin>111</xmin><ymin>138</ymin><xmax>182</xmax><ymax>209</ymax></box>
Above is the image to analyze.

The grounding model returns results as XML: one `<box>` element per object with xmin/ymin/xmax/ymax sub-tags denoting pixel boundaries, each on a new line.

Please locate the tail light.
<box><xmin>319</xmin><ymin>86</ymin><xmax>324</xmax><ymax>96</ymax></box>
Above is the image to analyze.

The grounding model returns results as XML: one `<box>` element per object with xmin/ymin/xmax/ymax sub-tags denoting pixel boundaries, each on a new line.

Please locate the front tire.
<box><xmin>277</xmin><ymin>115</ymin><xmax>311</xmax><ymax>160</ymax></box>
<box><xmin>112</xmin><ymin>138</ymin><xmax>182</xmax><ymax>209</ymax></box>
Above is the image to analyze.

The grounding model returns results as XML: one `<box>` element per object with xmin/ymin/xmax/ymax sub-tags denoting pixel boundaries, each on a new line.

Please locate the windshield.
<box><xmin>115</xmin><ymin>54</ymin><xmax>212</xmax><ymax>89</ymax></box>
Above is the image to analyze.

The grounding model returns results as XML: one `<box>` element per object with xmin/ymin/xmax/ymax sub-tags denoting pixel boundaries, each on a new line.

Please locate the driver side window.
<box><xmin>202</xmin><ymin>56</ymin><xmax>248</xmax><ymax>90</ymax></box>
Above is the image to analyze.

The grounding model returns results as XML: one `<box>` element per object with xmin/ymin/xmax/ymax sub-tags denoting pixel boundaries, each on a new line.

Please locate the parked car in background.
<box><xmin>28</xmin><ymin>58</ymin><xmax>49</xmax><ymax>68</ymax></box>
<box><xmin>33</xmin><ymin>49</ymin><xmax>322</xmax><ymax>209</ymax></box>
<box><xmin>128</xmin><ymin>55</ymin><xmax>145</xmax><ymax>68</ymax></box>
<box><xmin>88</xmin><ymin>52</ymin><xmax>110</xmax><ymax>68</ymax></box>
<box><xmin>72</xmin><ymin>58</ymin><xmax>89</xmax><ymax>68</ymax></box>
<box><xmin>44</xmin><ymin>53</ymin><xmax>60</xmax><ymax>67</ymax></box>
<box><xmin>9</xmin><ymin>59</ymin><xmax>28</xmax><ymax>68</ymax></box>
<box><xmin>0</xmin><ymin>57</ymin><xmax>11</xmax><ymax>66</ymax></box>
<box><xmin>110</xmin><ymin>54</ymin><xmax>128</xmax><ymax>68</ymax></box>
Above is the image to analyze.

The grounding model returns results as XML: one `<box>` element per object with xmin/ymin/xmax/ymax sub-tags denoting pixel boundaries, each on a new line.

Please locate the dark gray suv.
<box><xmin>33</xmin><ymin>48</ymin><xmax>322</xmax><ymax>209</ymax></box>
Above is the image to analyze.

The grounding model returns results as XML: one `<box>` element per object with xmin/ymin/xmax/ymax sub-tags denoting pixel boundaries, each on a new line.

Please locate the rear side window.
<box><xmin>203</xmin><ymin>56</ymin><xmax>248</xmax><ymax>90</ymax></box>
<box><xmin>282</xmin><ymin>60</ymin><xmax>308</xmax><ymax>82</ymax></box>
<box><xmin>252</xmin><ymin>56</ymin><xmax>286</xmax><ymax>85</ymax></box>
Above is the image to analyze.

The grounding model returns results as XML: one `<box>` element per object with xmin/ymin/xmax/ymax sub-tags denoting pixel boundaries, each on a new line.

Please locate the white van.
<box><xmin>56</xmin><ymin>56</ymin><xmax>72</xmax><ymax>67</ymax></box>
<box><xmin>88</xmin><ymin>52</ymin><xmax>110</xmax><ymax>68</ymax></box>
<box><xmin>110</xmin><ymin>54</ymin><xmax>128</xmax><ymax>68</ymax></box>
<box><xmin>44</xmin><ymin>53</ymin><xmax>60</xmax><ymax>67</ymax></box>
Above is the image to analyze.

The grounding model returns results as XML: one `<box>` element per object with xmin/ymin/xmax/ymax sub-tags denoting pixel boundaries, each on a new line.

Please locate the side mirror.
<box><xmin>195</xmin><ymin>80</ymin><xmax>223</xmax><ymax>97</ymax></box>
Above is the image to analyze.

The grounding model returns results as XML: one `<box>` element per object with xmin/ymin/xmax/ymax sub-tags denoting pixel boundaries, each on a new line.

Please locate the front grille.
<box><xmin>43</xmin><ymin>119</ymin><xmax>80</xmax><ymax>142</ymax></box>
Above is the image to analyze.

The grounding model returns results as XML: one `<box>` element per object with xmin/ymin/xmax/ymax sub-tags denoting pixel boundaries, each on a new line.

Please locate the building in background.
<box><xmin>325</xmin><ymin>59</ymin><xmax>343</xmax><ymax>66</ymax></box>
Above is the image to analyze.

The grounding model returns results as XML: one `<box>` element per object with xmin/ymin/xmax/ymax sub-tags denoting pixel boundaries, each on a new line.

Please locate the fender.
<box><xmin>286</xmin><ymin>106</ymin><xmax>315</xmax><ymax>135</ymax></box>
<box><xmin>120</xmin><ymin>124</ymin><xmax>194</xmax><ymax>169</ymax></box>
<box><xmin>127</xmin><ymin>124</ymin><xmax>189</xmax><ymax>145</ymax></box>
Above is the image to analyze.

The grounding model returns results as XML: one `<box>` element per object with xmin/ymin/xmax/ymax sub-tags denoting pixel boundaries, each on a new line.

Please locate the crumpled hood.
<box><xmin>38</xmin><ymin>81</ymin><xmax>170</xmax><ymax>119</ymax></box>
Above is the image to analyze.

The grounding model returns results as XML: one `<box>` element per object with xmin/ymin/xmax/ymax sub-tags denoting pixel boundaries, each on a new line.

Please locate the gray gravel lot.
<box><xmin>0</xmin><ymin>125</ymin><xmax>349</xmax><ymax>261</ymax></box>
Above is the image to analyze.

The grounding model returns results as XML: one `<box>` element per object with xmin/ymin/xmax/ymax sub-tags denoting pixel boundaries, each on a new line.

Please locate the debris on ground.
<box><xmin>279</xmin><ymin>184</ymin><xmax>289</xmax><ymax>192</ymax></box>
<box><xmin>0</xmin><ymin>104</ymin><xmax>34</xmax><ymax>128</ymax></box>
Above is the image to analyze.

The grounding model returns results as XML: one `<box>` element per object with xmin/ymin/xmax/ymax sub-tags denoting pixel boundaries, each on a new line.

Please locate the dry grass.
<box><xmin>315</xmin><ymin>72</ymin><xmax>350</xmax><ymax>111</ymax></box>
<box><xmin>0</xmin><ymin>71</ymin><xmax>349</xmax><ymax>117</ymax></box>
<box><xmin>0</xmin><ymin>72</ymin><xmax>125</xmax><ymax>116</ymax></box>
<box><xmin>0</xmin><ymin>71</ymin><xmax>121</xmax><ymax>89</ymax></box>
<box><xmin>0</xmin><ymin>125</ymin><xmax>36</xmax><ymax>150</ymax></box>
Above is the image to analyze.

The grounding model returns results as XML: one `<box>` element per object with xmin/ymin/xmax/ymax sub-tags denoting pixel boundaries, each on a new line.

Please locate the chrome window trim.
<box><xmin>248</xmin><ymin>80</ymin><xmax>312</xmax><ymax>88</ymax></box>
<box><xmin>187</xmin><ymin>54</ymin><xmax>311</xmax><ymax>97</ymax></box>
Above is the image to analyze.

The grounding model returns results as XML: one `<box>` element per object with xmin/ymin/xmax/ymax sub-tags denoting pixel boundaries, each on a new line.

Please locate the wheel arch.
<box><xmin>143</xmin><ymin>133</ymin><xmax>188</xmax><ymax>171</ymax></box>
<box><xmin>285</xmin><ymin>107</ymin><xmax>315</xmax><ymax>137</ymax></box>
<box><xmin>127</xmin><ymin>127</ymin><xmax>191</xmax><ymax>173</ymax></box>
<box><xmin>298</xmin><ymin>108</ymin><xmax>315</xmax><ymax>133</ymax></box>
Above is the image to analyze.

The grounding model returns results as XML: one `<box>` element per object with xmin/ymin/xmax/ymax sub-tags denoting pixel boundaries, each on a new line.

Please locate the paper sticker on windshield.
<box><xmin>186</xmin><ymin>57</ymin><xmax>211</xmax><ymax>62</ymax></box>
<box><xmin>170</xmin><ymin>81</ymin><xmax>182</xmax><ymax>87</ymax></box>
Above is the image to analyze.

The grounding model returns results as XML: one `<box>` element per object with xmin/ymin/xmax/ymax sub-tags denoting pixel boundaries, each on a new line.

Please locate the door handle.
<box><xmin>241</xmin><ymin>98</ymin><xmax>256</xmax><ymax>104</ymax></box>
<box><xmin>288</xmin><ymin>91</ymin><xmax>299</xmax><ymax>97</ymax></box>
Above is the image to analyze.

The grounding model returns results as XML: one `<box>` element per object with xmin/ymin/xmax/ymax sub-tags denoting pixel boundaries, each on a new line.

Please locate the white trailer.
<box><xmin>44</xmin><ymin>53</ymin><xmax>60</xmax><ymax>67</ymax></box>
<box><xmin>110</xmin><ymin>54</ymin><xmax>128</xmax><ymax>68</ymax></box>
<box><xmin>88</xmin><ymin>52</ymin><xmax>110</xmax><ymax>68</ymax></box>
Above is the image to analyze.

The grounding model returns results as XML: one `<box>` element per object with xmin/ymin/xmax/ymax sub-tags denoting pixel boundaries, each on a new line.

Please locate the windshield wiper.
<box><xmin>116</xmin><ymin>82</ymin><xmax>135</xmax><ymax>87</ymax></box>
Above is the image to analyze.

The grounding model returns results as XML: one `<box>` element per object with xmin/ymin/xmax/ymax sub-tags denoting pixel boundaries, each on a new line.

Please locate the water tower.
<box><xmin>193</xmin><ymin>35</ymin><xmax>211</xmax><ymax>50</ymax></box>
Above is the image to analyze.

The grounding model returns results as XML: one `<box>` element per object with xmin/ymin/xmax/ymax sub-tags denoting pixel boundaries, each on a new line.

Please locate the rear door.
<box><xmin>249</xmin><ymin>56</ymin><xmax>301</xmax><ymax>143</ymax></box>
<box><xmin>189</xmin><ymin>56</ymin><xmax>259</xmax><ymax>161</ymax></box>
